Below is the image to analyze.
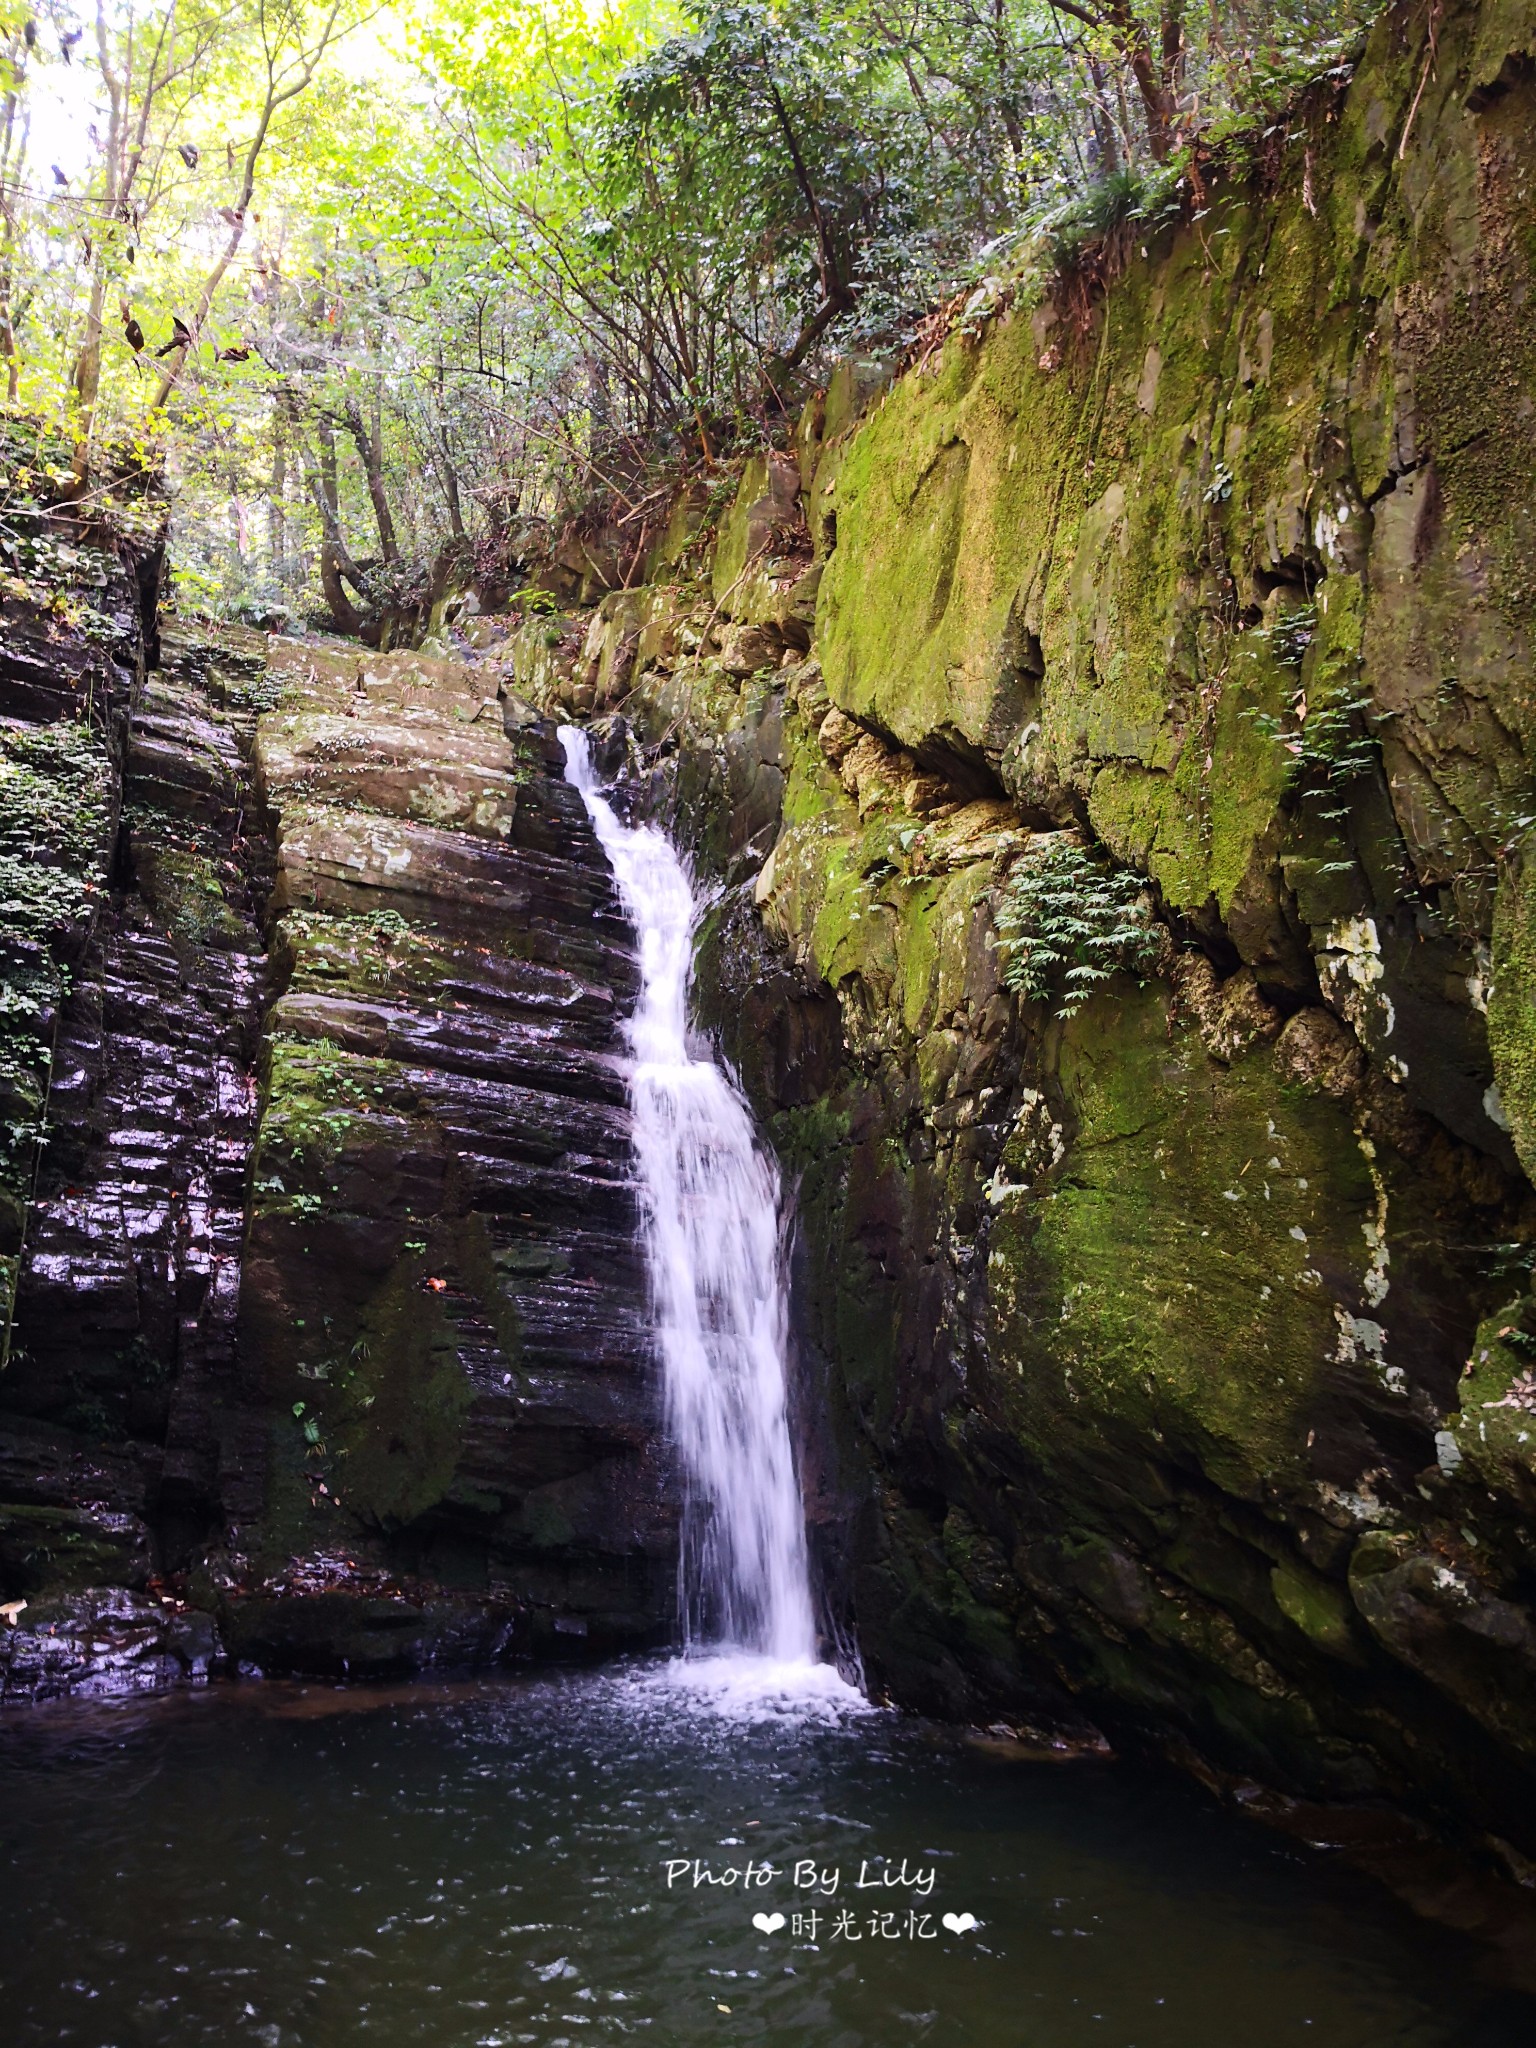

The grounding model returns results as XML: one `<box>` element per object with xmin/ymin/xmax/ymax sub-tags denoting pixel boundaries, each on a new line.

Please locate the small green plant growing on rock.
<box><xmin>994</xmin><ymin>837</ymin><xmax>1157</xmax><ymax>1018</ymax></box>
<box><xmin>1245</xmin><ymin>673</ymin><xmax>1384</xmax><ymax>810</ymax></box>
<box><xmin>222</xmin><ymin>667</ymin><xmax>287</xmax><ymax>714</ymax></box>
<box><xmin>1265</xmin><ymin>602</ymin><xmax>1318</xmax><ymax>669</ymax></box>
<box><xmin>0</xmin><ymin>721</ymin><xmax>113</xmax><ymax>1194</ymax></box>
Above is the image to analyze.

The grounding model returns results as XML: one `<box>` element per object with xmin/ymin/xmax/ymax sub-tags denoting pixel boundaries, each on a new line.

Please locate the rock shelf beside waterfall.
<box><xmin>0</xmin><ymin>592</ymin><xmax>681</xmax><ymax>1694</ymax></box>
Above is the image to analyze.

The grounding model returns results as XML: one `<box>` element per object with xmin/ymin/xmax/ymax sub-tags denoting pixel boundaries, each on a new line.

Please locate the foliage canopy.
<box><xmin>0</xmin><ymin>0</ymin><xmax>1381</xmax><ymax>634</ymax></box>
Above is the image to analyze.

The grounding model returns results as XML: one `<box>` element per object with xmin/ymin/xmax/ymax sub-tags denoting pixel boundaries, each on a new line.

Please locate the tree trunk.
<box><xmin>1126</xmin><ymin>39</ymin><xmax>1178</xmax><ymax>159</ymax></box>
<box><xmin>319</xmin><ymin>545</ymin><xmax>365</xmax><ymax>637</ymax></box>
<box><xmin>303</xmin><ymin>413</ymin><xmax>368</xmax><ymax>637</ymax></box>
<box><xmin>431</xmin><ymin>355</ymin><xmax>466</xmax><ymax>540</ymax></box>
<box><xmin>0</xmin><ymin>69</ymin><xmax>29</xmax><ymax>402</ymax></box>
<box><xmin>1049</xmin><ymin>0</ymin><xmax>1181</xmax><ymax>163</ymax></box>
<box><xmin>343</xmin><ymin>398</ymin><xmax>399</xmax><ymax>561</ymax></box>
<box><xmin>71</xmin><ymin>0</ymin><xmax>126</xmax><ymax>474</ymax></box>
<box><xmin>268</xmin><ymin>397</ymin><xmax>288</xmax><ymax>580</ymax></box>
<box><xmin>1086</xmin><ymin>54</ymin><xmax>1123</xmax><ymax>175</ymax></box>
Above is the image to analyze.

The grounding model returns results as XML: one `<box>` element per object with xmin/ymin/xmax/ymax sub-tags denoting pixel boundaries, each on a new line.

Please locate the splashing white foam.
<box><xmin>643</xmin><ymin>1649</ymin><xmax>872</xmax><ymax>1725</ymax></box>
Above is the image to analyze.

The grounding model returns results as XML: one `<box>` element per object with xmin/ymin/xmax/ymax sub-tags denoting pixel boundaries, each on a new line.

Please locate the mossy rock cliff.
<box><xmin>510</xmin><ymin>0</ymin><xmax>1536</xmax><ymax>1866</ymax></box>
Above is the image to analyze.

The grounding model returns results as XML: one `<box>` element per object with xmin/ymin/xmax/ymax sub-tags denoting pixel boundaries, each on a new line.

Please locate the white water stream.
<box><xmin>561</xmin><ymin>729</ymin><xmax>861</xmax><ymax>1713</ymax></box>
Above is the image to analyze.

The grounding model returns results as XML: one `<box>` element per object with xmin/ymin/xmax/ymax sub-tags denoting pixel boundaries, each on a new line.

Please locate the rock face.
<box><xmin>506</xmin><ymin>0</ymin><xmax>1536</xmax><ymax>1871</ymax></box>
<box><xmin>233</xmin><ymin>637</ymin><xmax>675</xmax><ymax>1670</ymax></box>
<box><xmin>0</xmin><ymin>551</ymin><xmax>675</xmax><ymax>1693</ymax></box>
<box><xmin>1</xmin><ymin>502</ymin><xmax>272</xmax><ymax>1693</ymax></box>
<box><xmin>9</xmin><ymin>0</ymin><xmax>1536</xmax><ymax>1896</ymax></box>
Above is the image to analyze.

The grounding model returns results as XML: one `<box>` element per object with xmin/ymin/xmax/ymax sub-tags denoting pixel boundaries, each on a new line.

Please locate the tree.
<box><xmin>0</xmin><ymin>4</ymin><xmax>35</xmax><ymax>402</ymax></box>
<box><xmin>0</xmin><ymin>0</ymin><xmax>1384</xmax><ymax>638</ymax></box>
<box><xmin>69</xmin><ymin>0</ymin><xmax>235</xmax><ymax>465</ymax></box>
<box><xmin>1046</xmin><ymin>0</ymin><xmax>1185</xmax><ymax>160</ymax></box>
<box><xmin>148</xmin><ymin>0</ymin><xmax>349</xmax><ymax>411</ymax></box>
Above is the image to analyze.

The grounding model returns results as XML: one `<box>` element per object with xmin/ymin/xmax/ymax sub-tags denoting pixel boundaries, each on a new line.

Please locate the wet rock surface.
<box><xmin>1</xmin><ymin>585</ymin><xmax>676</xmax><ymax>1695</ymax></box>
<box><xmin>235</xmin><ymin>636</ymin><xmax>675</xmax><ymax>1667</ymax></box>
<box><xmin>0</xmin><ymin>1586</ymin><xmax>218</xmax><ymax>1701</ymax></box>
<box><xmin>5</xmin><ymin>627</ymin><xmax>271</xmax><ymax>1599</ymax></box>
<box><xmin>1</xmin><ymin>512</ymin><xmax>270</xmax><ymax>1696</ymax></box>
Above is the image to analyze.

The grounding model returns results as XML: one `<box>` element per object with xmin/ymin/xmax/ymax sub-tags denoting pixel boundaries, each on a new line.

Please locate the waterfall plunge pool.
<box><xmin>9</xmin><ymin>743</ymin><xmax>1517</xmax><ymax>2043</ymax></box>
<box><xmin>0</xmin><ymin>1664</ymin><xmax>1529</xmax><ymax>2047</ymax></box>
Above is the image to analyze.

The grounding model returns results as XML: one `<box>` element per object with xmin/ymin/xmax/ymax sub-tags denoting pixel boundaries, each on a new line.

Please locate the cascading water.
<box><xmin>561</xmin><ymin>727</ymin><xmax>844</xmax><ymax>1695</ymax></box>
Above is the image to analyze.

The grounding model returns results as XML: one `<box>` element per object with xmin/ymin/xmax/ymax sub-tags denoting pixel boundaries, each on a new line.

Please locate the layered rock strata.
<box><xmin>2</xmin><ymin>518</ymin><xmax>267</xmax><ymax>1693</ymax></box>
<box><xmin>0</xmin><ymin>585</ymin><xmax>675</xmax><ymax>1693</ymax></box>
<box><xmin>232</xmin><ymin>636</ymin><xmax>674</xmax><ymax>1672</ymax></box>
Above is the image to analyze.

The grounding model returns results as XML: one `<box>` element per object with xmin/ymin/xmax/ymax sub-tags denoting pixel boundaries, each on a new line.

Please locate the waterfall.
<box><xmin>560</xmin><ymin>727</ymin><xmax>819</xmax><ymax>1668</ymax></box>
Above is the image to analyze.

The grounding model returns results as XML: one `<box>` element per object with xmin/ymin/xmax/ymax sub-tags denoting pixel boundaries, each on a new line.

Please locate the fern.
<box><xmin>995</xmin><ymin>838</ymin><xmax>1156</xmax><ymax>1019</ymax></box>
<box><xmin>1245</xmin><ymin>677</ymin><xmax>1383</xmax><ymax>793</ymax></box>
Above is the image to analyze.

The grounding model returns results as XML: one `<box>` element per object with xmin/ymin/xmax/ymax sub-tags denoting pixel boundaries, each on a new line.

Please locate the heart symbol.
<box><xmin>751</xmin><ymin>1911</ymin><xmax>786</xmax><ymax>1934</ymax></box>
<box><xmin>941</xmin><ymin>1911</ymin><xmax>978</xmax><ymax>1934</ymax></box>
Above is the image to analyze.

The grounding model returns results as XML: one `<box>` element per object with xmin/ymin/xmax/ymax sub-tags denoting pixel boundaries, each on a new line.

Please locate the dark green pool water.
<box><xmin>0</xmin><ymin>1662</ymin><xmax>1529</xmax><ymax>2047</ymax></box>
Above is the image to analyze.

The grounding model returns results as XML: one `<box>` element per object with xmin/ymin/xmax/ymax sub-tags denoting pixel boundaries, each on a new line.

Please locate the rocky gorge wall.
<box><xmin>6</xmin><ymin>0</ymin><xmax>1536</xmax><ymax>1926</ymax></box>
<box><xmin>0</xmin><ymin>512</ymin><xmax>676</xmax><ymax>1692</ymax></box>
<box><xmin>506</xmin><ymin>0</ymin><xmax>1536</xmax><ymax>1887</ymax></box>
<box><xmin>231</xmin><ymin>634</ymin><xmax>677</xmax><ymax>1670</ymax></box>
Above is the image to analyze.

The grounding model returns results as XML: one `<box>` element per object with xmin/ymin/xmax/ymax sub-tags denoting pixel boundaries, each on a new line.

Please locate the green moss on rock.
<box><xmin>987</xmin><ymin>982</ymin><xmax>1380</xmax><ymax>1499</ymax></box>
<box><xmin>1490</xmin><ymin>852</ymin><xmax>1536</xmax><ymax>1176</ymax></box>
